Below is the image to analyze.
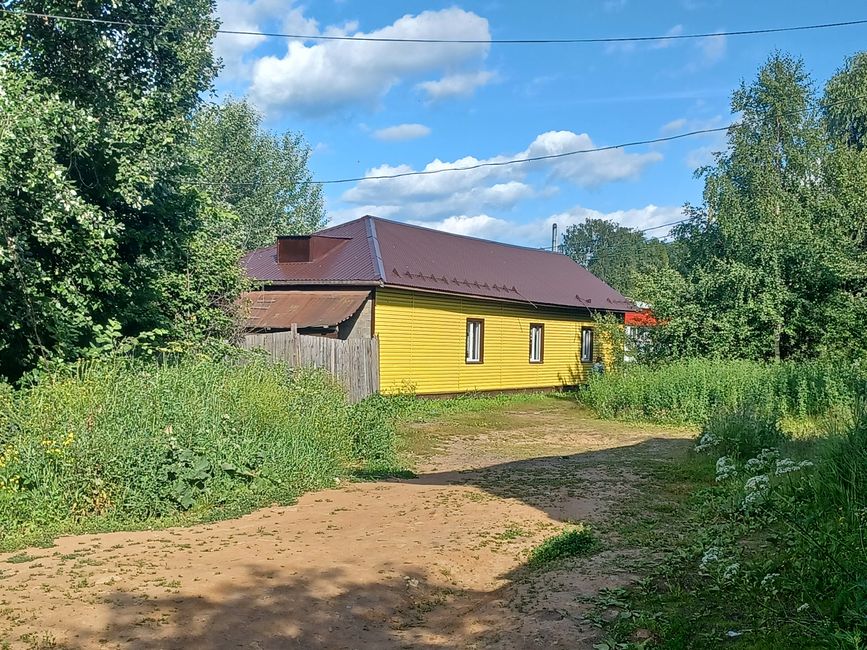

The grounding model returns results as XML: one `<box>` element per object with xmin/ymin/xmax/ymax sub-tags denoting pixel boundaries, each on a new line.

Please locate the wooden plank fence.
<box><xmin>241</xmin><ymin>332</ymin><xmax>380</xmax><ymax>402</ymax></box>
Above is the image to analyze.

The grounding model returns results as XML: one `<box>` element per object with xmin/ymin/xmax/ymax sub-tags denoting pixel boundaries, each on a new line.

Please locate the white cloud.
<box><xmin>416</xmin><ymin>70</ymin><xmax>496</xmax><ymax>100</ymax></box>
<box><xmin>652</xmin><ymin>24</ymin><xmax>684</xmax><ymax>49</ymax></box>
<box><xmin>336</xmin><ymin>181</ymin><xmax>537</xmax><ymax>222</ymax></box>
<box><xmin>524</xmin><ymin>131</ymin><xmax>662</xmax><ymax>186</ymax></box>
<box><xmin>214</xmin><ymin>1</ymin><xmax>317</xmax><ymax>80</ymax></box>
<box><xmin>372</xmin><ymin>123</ymin><xmax>432</xmax><ymax>141</ymax></box>
<box><xmin>418</xmin><ymin>204</ymin><xmax>686</xmax><ymax>248</ymax></box>
<box><xmin>341</xmin><ymin>129</ymin><xmax>661</xmax><ymax>219</ymax></box>
<box><xmin>661</xmin><ymin>114</ymin><xmax>723</xmax><ymax>135</ymax></box>
<box><xmin>606</xmin><ymin>24</ymin><xmax>682</xmax><ymax>55</ymax></box>
<box><xmin>247</xmin><ymin>8</ymin><xmax>492</xmax><ymax>115</ymax></box>
<box><xmin>605</xmin><ymin>23</ymin><xmax>726</xmax><ymax>69</ymax></box>
<box><xmin>661</xmin><ymin>117</ymin><xmax>688</xmax><ymax>134</ymax></box>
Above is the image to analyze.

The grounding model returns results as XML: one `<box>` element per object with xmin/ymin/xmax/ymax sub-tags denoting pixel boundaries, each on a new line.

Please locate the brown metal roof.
<box><xmin>243</xmin><ymin>216</ymin><xmax>635</xmax><ymax>313</ymax></box>
<box><xmin>242</xmin><ymin>217</ymin><xmax>381</xmax><ymax>284</ymax></box>
<box><xmin>241</xmin><ymin>290</ymin><xmax>370</xmax><ymax>329</ymax></box>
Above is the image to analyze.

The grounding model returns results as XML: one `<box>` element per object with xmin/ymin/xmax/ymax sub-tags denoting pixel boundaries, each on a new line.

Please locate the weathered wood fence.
<box><xmin>241</xmin><ymin>332</ymin><xmax>380</xmax><ymax>402</ymax></box>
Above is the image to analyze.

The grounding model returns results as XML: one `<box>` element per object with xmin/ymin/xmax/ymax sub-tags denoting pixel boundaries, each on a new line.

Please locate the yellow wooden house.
<box><xmin>242</xmin><ymin>216</ymin><xmax>634</xmax><ymax>395</ymax></box>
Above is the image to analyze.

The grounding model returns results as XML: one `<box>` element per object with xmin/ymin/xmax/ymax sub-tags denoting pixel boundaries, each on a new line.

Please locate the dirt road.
<box><xmin>0</xmin><ymin>399</ymin><xmax>689</xmax><ymax>649</ymax></box>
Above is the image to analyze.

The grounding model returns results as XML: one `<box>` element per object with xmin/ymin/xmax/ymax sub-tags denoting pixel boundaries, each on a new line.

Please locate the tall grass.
<box><xmin>588</xmin><ymin>358</ymin><xmax>867</xmax><ymax>645</ymax></box>
<box><xmin>579</xmin><ymin>358</ymin><xmax>866</xmax><ymax>425</ymax></box>
<box><xmin>0</xmin><ymin>357</ymin><xmax>398</xmax><ymax>546</ymax></box>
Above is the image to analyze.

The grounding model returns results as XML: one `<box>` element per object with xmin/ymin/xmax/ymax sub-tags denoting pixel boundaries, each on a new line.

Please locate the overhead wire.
<box><xmin>5</xmin><ymin>6</ymin><xmax>865</xmax><ymax>242</ymax></box>
<box><xmin>1</xmin><ymin>8</ymin><xmax>865</xmax><ymax>45</ymax></box>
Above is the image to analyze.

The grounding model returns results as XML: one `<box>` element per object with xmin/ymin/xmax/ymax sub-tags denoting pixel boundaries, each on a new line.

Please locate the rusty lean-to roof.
<box><xmin>241</xmin><ymin>290</ymin><xmax>370</xmax><ymax>329</ymax></box>
<box><xmin>242</xmin><ymin>216</ymin><xmax>634</xmax><ymax>312</ymax></box>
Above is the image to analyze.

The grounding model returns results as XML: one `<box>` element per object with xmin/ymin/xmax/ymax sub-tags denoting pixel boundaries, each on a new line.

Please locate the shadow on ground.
<box><xmin>44</xmin><ymin>438</ymin><xmax>691</xmax><ymax>649</ymax></box>
<box><xmin>409</xmin><ymin>436</ymin><xmax>693</xmax><ymax>524</ymax></box>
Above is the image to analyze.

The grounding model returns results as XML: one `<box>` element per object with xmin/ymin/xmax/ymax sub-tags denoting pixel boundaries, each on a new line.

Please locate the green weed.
<box><xmin>0</xmin><ymin>356</ymin><xmax>401</xmax><ymax>548</ymax></box>
<box><xmin>527</xmin><ymin>525</ymin><xmax>596</xmax><ymax>569</ymax></box>
<box><xmin>600</xmin><ymin>384</ymin><xmax>867</xmax><ymax>647</ymax></box>
<box><xmin>579</xmin><ymin>358</ymin><xmax>866</xmax><ymax>425</ymax></box>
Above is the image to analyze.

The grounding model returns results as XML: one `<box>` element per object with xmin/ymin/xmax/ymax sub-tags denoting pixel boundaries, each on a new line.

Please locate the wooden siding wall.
<box><xmin>374</xmin><ymin>288</ymin><xmax>600</xmax><ymax>395</ymax></box>
<box><xmin>241</xmin><ymin>332</ymin><xmax>379</xmax><ymax>403</ymax></box>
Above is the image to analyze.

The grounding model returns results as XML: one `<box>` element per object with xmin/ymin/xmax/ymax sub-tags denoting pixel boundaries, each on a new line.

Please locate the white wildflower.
<box><xmin>775</xmin><ymin>458</ymin><xmax>815</xmax><ymax>476</ymax></box>
<box><xmin>745</xmin><ymin>448</ymin><xmax>780</xmax><ymax>474</ymax></box>
<box><xmin>695</xmin><ymin>432</ymin><xmax>719</xmax><ymax>453</ymax></box>
<box><xmin>716</xmin><ymin>456</ymin><xmax>738</xmax><ymax>482</ymax></box>
<box><xmin>722</xmin><ymin>563</ymin><xmax>740</xmax><ymax>582</ymax></box>
<box><xmin>742</xmin><ymin>474</ymin><xmax>770</xmax><ymax>508</ymax></box>
<box><xmin>699</xmin><ymin>546</ymin><xmax>721</xmax><ymax>571</ymax></box>
<box><xmin>774</xmin><ymin>458</ymin><xmax>798</xmax><ymax>475</ymax></box>
<box><xmin>745</xmin><ymin>475</ymin><xmax>770</xmax><ymax>492</ymax></box>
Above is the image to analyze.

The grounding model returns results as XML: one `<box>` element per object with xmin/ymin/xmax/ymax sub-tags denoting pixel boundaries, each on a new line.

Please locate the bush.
<box><xmin>698</xmin><ymin>403</ymin><xmax>787</xmax><ymax>460</ymax></box>
<box><xmin>0</xmin><ymin>356</ymin><xmax>399</xmax><ymax>545</ymax></box>
<box><xmin>579</xmin><ymin>358</ymin><xmax>866</xmax><ymax>425</ymax></box>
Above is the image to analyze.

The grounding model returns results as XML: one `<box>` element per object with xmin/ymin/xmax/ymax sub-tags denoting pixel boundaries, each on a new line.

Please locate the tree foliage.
<box><xmin>646</xmin><ymin>52</ymin><xmax>867</xmax><ymax>361</ymax></box>
<box><xmin>193</xmin><ymin>98</ymin><xmax>326</xmax><ymax>250</ymax></box>
<box><xmin>560</xmin><ymin>218</ymin><xmax>669</xmax><ymax>299</ymax></box>
<box><xmin>0</xmin><ymin>0</ymin><xmax>243</xmax><ymax>379</ymax></box>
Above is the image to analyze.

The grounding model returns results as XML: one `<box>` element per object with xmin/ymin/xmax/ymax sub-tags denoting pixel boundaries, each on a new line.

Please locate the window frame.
<box><xmin>580</xmin><ymin>326</ymin><xmax>594</xmax><ymax>363</ymax></box>
<box><xmin>529</xmin><ymin>323</ymin><xmax>544</xmax><ymax>364</ymax></box>
<box><xmin>466</xmin><ymin>318</ymin><xmax>485</xmax><ymax>364</ymax></box>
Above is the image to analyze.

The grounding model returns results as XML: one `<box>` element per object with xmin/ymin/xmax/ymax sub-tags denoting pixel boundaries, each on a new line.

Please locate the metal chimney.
<box><xmin>551</xmin><ymin>223</ymin><xmax>558</xmax><ymax>253</ymax></box>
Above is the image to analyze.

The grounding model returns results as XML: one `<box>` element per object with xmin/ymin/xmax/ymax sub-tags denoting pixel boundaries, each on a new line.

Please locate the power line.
<box><xmin>182</xmin><ymin>125</ymin><xmax>729</xmax><ymax>189</ymax></box>
<box><xmin>2</xmin><ymin>8</ymin><xmax>866</xmax><ymax>45</ymax></box>
<box><xmin>297</xmin><ymin>93</ymin><xmax>867</xmax><ymax>185</ymax></box>
<box><xmin>317</xmin><ymin>126</ymin><xmax>730</xmax><ymax>185</ymax></box>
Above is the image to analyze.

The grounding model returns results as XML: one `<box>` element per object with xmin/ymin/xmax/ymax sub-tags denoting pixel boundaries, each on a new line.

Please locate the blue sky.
<box><xmin>213</xmin><ymin>1</ymin><xmax>867</xmax><ymax>248</ymax></box>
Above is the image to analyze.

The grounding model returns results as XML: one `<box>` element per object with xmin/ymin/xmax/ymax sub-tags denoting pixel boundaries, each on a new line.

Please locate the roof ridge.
<box><xmin>365</xmin><ymin>216</ymin><xmax>386</xmax><ymax>281</ymax></box>
<box><xmin>362</xmin><ymin>214</ymin><xmax>568</xmax><ymax>257</ymax></box>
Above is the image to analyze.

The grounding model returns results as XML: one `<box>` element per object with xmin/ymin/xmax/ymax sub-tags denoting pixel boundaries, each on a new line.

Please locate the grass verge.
<box><xmin>0</xmin><ymin>356</ymin><xmax>402</xmax><ymax>550</ymax></box>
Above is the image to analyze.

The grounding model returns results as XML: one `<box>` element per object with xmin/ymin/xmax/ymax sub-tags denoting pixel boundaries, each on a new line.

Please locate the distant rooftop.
<box><xmin>242</xmin><ymin>215</ymin><xmax>635</xmax><ymax>312</ymax></box>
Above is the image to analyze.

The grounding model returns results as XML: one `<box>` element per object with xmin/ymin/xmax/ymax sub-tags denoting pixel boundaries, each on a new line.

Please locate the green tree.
<box><xmin>816</xmin><ymin>52</ymin><xmax>867</xmax><ymax>357</ymax></box>
<box><xmin>193</xmin><ymin>99</ymin><xmax>326</xmax><ymax>250</ymax></box>
<box><xmin>647</xmin><ymin>51</ymin><xmax>867</xmax><ymax>361</ymax></box>
<box><xmin>560</xmin><ymin>218</ymin><xmax>669</xmax><ymax>298</ymax></box>
<box><xmin>0</xmin><ymin>67</ymin><xmax>121</xmax><ymax>376</ymax></box>
<box><xmin>0</xmin><ymin>1</ymin><xmax>242</xmax><ymax>378</ymax></box>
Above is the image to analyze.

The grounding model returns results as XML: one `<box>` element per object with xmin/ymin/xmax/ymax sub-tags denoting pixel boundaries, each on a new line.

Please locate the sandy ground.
<box><xmin>0</xmin><ymin>401</ymin><xmax>690</xmax><ymax>649</ymax></box>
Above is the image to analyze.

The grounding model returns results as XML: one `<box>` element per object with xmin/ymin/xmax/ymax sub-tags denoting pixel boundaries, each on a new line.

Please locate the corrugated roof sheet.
<box><xmin>243</xmin><ymin>216</ymin><xmax>634</xmax><ymax>312</ymax></box>
<box><xmin>242</xmin><ymin>218</ymin><xmax>381</xmax><ymax>283</ymax></box>
<box><xmin>241</xmin><ymin>290</ymin><xmax>369</xmax><ymax>329</ymax></box>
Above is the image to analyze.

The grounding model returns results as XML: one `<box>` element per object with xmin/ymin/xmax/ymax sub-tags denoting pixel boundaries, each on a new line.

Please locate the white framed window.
<box><xmin>529</xmin><ymin>323</ymin><xmax>544</xmax><ymax>363</ymax></box>
<box><xmin>466</xmin><ymin>318</ymin><xmax>484</xmax><ymax>363</ymax></box>
<box><xmin>581</xmin><ymin>326</ymin><xmax>594</xmax><ymax>363</ymax></box>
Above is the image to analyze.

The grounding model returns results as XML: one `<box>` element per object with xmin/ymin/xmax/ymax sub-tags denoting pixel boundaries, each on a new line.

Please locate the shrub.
<box><xmin>0</xmin><ymin>356</ymin><xmax>399</xmax><ymax>545</ymax></box>
<box><xmin>348</xmin><ymin>394</ymin><xmax>402</xmax><ymax>470</ymax></box>
<box><xmin>698</xmin><ymin>403</ymin><xmax>787</xmax><ymax>460</ymax></box>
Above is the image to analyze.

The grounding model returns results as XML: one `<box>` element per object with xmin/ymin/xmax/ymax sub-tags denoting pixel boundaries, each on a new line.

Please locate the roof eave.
<box><xmin>380</xmin><ymin>283</ymin><xmax>633</xmax><ymax>313</ymax></box>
